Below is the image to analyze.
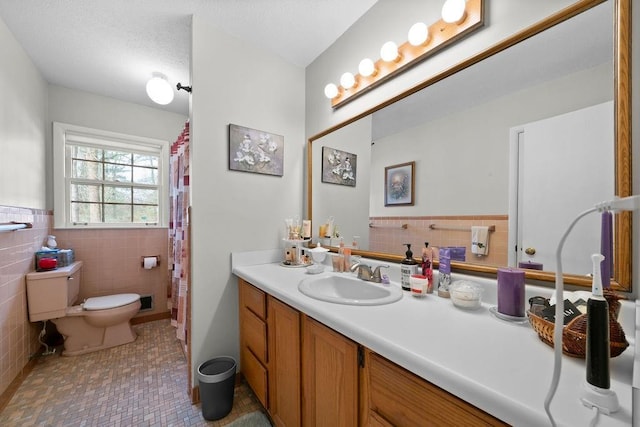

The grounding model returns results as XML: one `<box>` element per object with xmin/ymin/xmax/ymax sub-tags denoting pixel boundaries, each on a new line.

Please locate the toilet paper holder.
<box><xmin>141</xmin><ymin>255</ymin><xmax>160</xmax><ymax>268</ymax></box>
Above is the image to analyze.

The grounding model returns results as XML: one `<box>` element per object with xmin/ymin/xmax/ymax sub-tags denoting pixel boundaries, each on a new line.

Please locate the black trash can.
<box><xmin>197</xmin><ymin>356</ymin><xmax>237</xmax><ymax>421</ymax></box>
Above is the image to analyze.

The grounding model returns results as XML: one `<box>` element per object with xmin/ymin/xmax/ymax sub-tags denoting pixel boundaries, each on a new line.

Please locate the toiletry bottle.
<box><xmin>438</xmin><ymin>248</ymin><xmax>451</xmax><ymax>298</ymax></box>
<box><xmin>401</xmin><ymin>244</ymin><xmax>418</xmax><ymax>291</ymax></box>
<box><xmin>337</xmin><ymin>238</ymin><xmax>345</xmax><ymax>272</ymax></box>
<box><xmin>422</xmin><ymin>242</ymin><xmax>434</xmax><ymax>293</ymax></box>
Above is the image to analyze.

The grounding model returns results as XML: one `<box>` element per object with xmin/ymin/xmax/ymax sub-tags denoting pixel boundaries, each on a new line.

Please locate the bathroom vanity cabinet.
<box><xmin>238</xmin><ymin>278</ymin><xmax>505</xmax><ymax>426</ymax></box>
<box><xmin>238</xmin><ymin>279</ymin><xmax>301</xmax><ymax>426</ymax></box>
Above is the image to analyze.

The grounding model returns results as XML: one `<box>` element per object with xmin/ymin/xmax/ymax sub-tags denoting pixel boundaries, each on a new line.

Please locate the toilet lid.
<box><xmin>83</xmin><ymin>293</ymin><xmax>140</xmax><ymax>311</ymax></box>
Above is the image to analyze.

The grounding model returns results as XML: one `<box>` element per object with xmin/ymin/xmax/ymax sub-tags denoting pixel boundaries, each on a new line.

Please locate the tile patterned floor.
<box><xmin>0</xmin><ymin>319</ymin><xmax>267</xmax><ymax>426</ymax></box>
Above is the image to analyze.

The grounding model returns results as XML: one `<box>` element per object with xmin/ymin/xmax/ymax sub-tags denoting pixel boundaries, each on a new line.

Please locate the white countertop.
<box><xmin>232</xmin><ymin>249</ymin><xmax>635</xmax><ymax>427</ymax></box>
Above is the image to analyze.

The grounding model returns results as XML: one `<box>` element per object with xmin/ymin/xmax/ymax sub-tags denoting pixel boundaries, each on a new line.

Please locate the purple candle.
<box><xmin>518</xmin><ymin>261</ymin><xmax>543</xmax><ymax>271</ymax></box>
<box><xmin>600</xmin><ymin>211</ymin><xmax>612</xmax><ymax>288</ymax></box>
<box><xmin>497</xmin><ymin>268</ymin><xmax>525</xmax><ymax>317</ymax></box>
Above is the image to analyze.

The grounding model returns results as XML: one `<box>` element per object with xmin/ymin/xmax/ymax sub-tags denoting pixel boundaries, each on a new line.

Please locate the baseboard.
<box><xmin>131</xmin><ymin>311</ymin><xmax>171</xmax><ymax>325</ymax></box>
<box><xmin>0</xmin><ymin>353</ymin><xmax>40</xmax><ymax>413</ymax></box>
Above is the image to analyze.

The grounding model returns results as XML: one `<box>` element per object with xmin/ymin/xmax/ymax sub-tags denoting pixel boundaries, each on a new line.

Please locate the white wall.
<box><xmin>190</xmin><ymin>15</ymin><xmax>305</xmax><ymax>379</ymax></box>
<box><xmin>0</xmin><ymin>16</ymin><xmax>48</xmax><ymax>209</ymax></box>
<box><xmin>369</xmin><ymin>62</ymin><xmax>611</xmax><ymax>216</ymax></box>
<box><xmin>47</xmin><ymin>85</ymin><xmax>188</xmax><ymax>209</ymax></box>
<box><xmin>312</xmin><ymin>116</ymin><xmax>371</xmax><ymax>249</ymax></box>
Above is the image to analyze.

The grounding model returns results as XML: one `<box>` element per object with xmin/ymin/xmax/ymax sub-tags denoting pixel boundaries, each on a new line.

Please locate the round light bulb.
<box><xmin>358</xmin><ymin>58</ymin><xmax>376</xmax><ymax>77</ymax></box>
<box><xmin>441</xmin><ymin>0</ymin><xmax>466</xmax><ymax>24</ymax></box>
<box><xmin>324</xmin><ymin>83</ymin><xmax>339</xmax><ymax>99</ymax></box>
<box><xmin>408</xmin><ymin>22</ymin><xmax>429</xmax><ymax>46</ymax></box>
<box><xmin>146</xmin><ymin>75</ymin><xmax>174</xmax><ymax>105</ymax></box>
<box><xmin>380</xmin><ymin>41</ymin><xmax>399</xmax><ymax>62</ymax></box>
<box><xmin>340</xmin><ymin>72</ymin><xmax>356</xmax><ymax>89</ymax></box>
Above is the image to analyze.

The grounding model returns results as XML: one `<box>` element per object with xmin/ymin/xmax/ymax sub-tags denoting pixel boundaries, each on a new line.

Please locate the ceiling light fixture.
<box><xmin>358</xmin><ymin>58</ymin><xmax>376</xmax><ymax>77</ymax></box>
<box><xmin>408</xmin><ymin>22</ymin><xmax>430</xmax><ymax>46</ymax></box>
<box><xmin>340</xmin><ymin>72</ymin><xmax>357</xmax><ymax>89</ymax></box>
<box><xmin>324</xmin><ymin>83</ymin><xmax>339</xmax><ymax>99</ymax></box>
<box><xmin>441</xmin><ymin>0</ymin><xmax>467</xmax><ymax>24</ymax></box>
<box><xmin>380</xmin><ymin>41</ymin><xmax>400</xmax><ymax>62</ymax></box>
<box><xmin>324</xmin><ymin>0</ymin><xmax>484</xmax><ymax>107</ymax></box>
<box><xmin>146</xmin><ymin>73</ymin><xmax>174</xmax><ymax>105</ymax></box>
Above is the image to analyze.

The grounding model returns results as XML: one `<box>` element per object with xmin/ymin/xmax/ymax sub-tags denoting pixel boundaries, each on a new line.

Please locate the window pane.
<box><xmin>104</xmin><ymin>186</ymin><xmax>131</xmax><ymax>203</ymax></box>
<box><xmin>133</xmin><ymin>188</ymin><xmax>157</xmax><ymax>204</ymax></box>
<box><xmin>133</xmin><ymin>167</ymin><xmax>158</xmax><ymax>185</ymax></box>
<box><xmin>104</xmin><ymin>164</ymin><xmax>132</xmax><ymax>182</ymax></box>
<box><xmin>71</xmin><ymin>146</ymin><xmax>102</xmax><ymax>161</ymax></box>
<box><xmin>134</xmin><ymin>205</ymin><xmax>158</xmax><ymax>223</ymax></box>
<box><xmin>104</xmin><ymin>150</ymin><xmax>132</xmax><ymax>165</ymax></box>
<box><xmin>134</xmin><ymin>154</ymin><xmax>158</xmax><ymax>168</ymax></box>
<box><xmin>104</xmin><ymin>204</ymin><xmax>132</xmax><ymax>222</ymax></box>
<box><xmin>71</xmin><ymin>183</ymin><xmax>102</xmax><ymax>203</ymax></box>
<box><xmin>72</xmin><ymin>159</ymin><xmax>103</xmax><ymax>180</ymax></box>
<box><xmin>71</xmin><ymin>202</ymin><xmax>102</xmax><ymax>223</ymax></box>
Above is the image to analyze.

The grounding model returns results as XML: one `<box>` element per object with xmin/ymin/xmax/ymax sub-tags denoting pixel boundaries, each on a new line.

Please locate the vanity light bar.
<box><xmin>326</xmin><ymin>0</ymin><xmax>484</xmax><ymax>109</ymax></box>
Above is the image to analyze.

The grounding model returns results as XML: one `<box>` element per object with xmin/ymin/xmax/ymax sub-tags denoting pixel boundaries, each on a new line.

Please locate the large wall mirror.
<box><xmin>308</xmin><ymin>0</ymin><xmax>632</xmax><ymax>292</ymax></box>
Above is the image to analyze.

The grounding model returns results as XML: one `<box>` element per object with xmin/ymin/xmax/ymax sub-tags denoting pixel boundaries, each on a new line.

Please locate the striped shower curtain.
<box><xmin>169</xmin><ymin>121</ymin><xmax>190</xmax><ymax>352</ymax></box>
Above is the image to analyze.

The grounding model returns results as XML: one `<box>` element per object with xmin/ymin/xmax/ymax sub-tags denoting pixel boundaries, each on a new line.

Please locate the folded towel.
<box><xmin>471</xmin><ymin>226</ymin><xmax>489</xmax><ymax>256</ymax></box>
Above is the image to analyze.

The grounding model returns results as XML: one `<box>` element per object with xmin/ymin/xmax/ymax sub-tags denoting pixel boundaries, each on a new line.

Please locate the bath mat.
<box><xmin>226</xmin><ymin>411</ymin><xmax>272</xmax><ymax>426</ymax></box>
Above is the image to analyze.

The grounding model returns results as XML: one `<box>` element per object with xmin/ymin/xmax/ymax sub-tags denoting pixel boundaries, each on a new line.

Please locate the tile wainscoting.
<box><xmin>0</xmin><ymin>204</ymin><xmax>171</xmax><ymax>398</ymax></box>
<box><xmin>0</xmin><ymin>205</ymin><xmax>51</xmax><ymax>397</ymax></box>
<box><xmin>369</xmin><ymin>215</ymin><xmax>508</xmax><ymax>266</ymax></box>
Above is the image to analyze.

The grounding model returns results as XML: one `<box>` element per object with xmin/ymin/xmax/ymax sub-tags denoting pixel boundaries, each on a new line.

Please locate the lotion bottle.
<box><xmin>401</xmin><ymin>244</ymin><xmax>418</xmax><ymax>291</ymax></box>
<box><xmin>422</xmin><ymin>242</ymin><xmax>434</xmax><ymax>293</ymax></box>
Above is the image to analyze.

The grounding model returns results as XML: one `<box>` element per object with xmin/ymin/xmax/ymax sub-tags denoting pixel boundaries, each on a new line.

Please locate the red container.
<box><xmin>38</xmin><ymin>257</ymin><xmax>57</xmax><ymax>270</ymax></box>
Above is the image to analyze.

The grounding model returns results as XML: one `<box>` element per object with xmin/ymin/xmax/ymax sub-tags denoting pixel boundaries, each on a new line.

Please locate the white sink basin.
<box><xmin>298</xmin><ymin>274</ymin><xmax>403</xmax><ymax>306</ymax></box>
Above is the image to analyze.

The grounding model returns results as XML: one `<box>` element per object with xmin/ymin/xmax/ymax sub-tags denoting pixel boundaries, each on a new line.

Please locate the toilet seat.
<box><xmin>83</xmin><ymin>293</ymin><xmax>140</xmax><ymax>311</ymax></box>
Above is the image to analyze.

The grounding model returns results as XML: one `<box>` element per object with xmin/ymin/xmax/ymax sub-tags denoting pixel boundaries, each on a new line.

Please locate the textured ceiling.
<box><xmin>0</xmin><ymin>0</ymin><xmax>378</xmax><ymax>115</ymax></box>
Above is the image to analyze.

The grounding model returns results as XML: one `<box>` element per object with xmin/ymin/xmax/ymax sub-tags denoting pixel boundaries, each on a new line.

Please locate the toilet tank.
<box><xmin>26</xmin><ymin>261</ymin><xmax>83</xmax><ymax>322</ymax></box>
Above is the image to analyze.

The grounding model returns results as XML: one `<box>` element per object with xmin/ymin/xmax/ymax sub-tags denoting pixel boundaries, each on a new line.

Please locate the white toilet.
<box><xmin>26</xmin><ymin>261</ymin><xmax>141</xmax><ymax>356</ymax></box>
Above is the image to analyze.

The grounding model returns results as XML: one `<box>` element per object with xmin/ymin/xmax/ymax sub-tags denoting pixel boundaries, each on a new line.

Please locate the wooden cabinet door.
<box><xmin>268</xmin><ymin>296</ymin><xmax>301</xmax><ymax>427</ymax></box>
<box><xmin>302</xmin><ymin>315</ymin><xmax>358</xmax><ymax>427</ymax></box>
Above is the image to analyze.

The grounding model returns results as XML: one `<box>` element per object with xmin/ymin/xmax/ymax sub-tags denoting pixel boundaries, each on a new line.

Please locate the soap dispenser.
<box><xmin>401</xmin><ymin>244</ymin><xmax>419</xmax><ymax>291</ymax></box>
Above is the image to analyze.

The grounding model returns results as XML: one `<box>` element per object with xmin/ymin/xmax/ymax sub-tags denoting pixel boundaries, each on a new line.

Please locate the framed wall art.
<box><xmin>229</xmin><ymin>124</ymin><xmax>284</xmax><ymax>176</ymax></box>
<box><xmin>321</xmin><ymin>146</ymin><xmax>357</xmax><ymax>187</ymax></box>
<box><xmin>385</xmin><ymin>161</ymin><xmax>415</xmax><ymax>206</ymax></box>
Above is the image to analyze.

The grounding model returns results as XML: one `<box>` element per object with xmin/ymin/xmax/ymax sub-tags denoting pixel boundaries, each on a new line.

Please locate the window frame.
<box><xmin>53</xmin><ymin>122</ymin><xmax>169</xmax><ymax>229</ymax></box>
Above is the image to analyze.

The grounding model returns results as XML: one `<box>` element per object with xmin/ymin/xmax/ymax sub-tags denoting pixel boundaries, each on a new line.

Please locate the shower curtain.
<box><xmin>169</xmin><ymin>121</ymin><xmax>190</xmax><ymax>352</ymax></box>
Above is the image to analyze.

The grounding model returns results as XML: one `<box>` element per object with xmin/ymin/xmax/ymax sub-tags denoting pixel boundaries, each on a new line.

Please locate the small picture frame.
<box><xmin>321</xmin><ymin>146</ymin><xmax>357</xmax><ymax>187</ymax></box>
<box><xmin>229</xmin><ymin>124</ymin><xmax>284</xmax><ymax>176</ymax></box>
<box><xmin>385</xmin><ymin>161</ymin><xmax>415</xmax><ymax>206</ymax></box>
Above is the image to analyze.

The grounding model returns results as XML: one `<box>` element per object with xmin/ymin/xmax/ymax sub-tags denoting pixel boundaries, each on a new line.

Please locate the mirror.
<box><xmin>308</xmin><ymin>0</ymin><xmax>632</xmax><ymax>291</ymax></box>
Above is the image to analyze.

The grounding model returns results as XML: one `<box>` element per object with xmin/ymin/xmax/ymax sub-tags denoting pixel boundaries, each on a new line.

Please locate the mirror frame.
<box><xmin>307</xmin><ymin>0</ymin><xmax>632</xmax><ymax>292</ymax></box>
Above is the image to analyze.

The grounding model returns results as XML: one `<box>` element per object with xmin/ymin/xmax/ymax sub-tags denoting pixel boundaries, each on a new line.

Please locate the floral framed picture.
<box><xmin>321</xmin><ymin>146</ymin><xmax>357</xmax><ymax>187</ymax></box>
<box><xmin>385</xmin><ymin>161</ymin><xmax>415</xmax><ymax>206</ymax></box>
<box><xmin>229</xmin><ymin>124</ymin><xmax>284</xmax><ymax>176</ymax></box>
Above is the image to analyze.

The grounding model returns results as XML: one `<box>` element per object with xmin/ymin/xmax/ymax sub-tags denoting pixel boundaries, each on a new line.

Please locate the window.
<box><xmin>53</xmin><ymin>123</ymin><xmax>169</xmax><ymax>228</ymax></box>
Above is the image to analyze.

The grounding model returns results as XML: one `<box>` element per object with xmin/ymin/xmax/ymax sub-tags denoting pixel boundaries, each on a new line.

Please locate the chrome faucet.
<box><xmin>350</xmin><ymin>263</ymin><xmax>389</xmax><ymax>283</ymax></box>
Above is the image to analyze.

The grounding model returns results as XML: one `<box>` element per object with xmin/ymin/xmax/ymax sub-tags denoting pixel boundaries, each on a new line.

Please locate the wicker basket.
<box><xmin>528</xmin><ymin>292</ymin><xmax>629</xmax><ymax>358</ymax></box>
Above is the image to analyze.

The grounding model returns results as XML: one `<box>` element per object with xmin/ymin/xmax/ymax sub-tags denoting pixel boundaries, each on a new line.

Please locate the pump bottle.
<box><xmin>400</xmin><ymin>244</ymin><xmax>418</xmax><ymax>291</ymax></box>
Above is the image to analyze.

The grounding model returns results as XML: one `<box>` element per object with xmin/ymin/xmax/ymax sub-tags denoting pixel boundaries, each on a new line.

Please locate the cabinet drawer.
<box><xmin>244</xmin><ymin>308</ymin><xmax>268</xmax><ymax>364</ymax></box>
<box><xmin>239</xmin><ymin>279</ymin><xmax>266</xmax><ymax>319</ymax></box>
<box><xmin>367</xmin><ymin>351</ymin><xmax>506</xmax><ymax>426</ymax></box>
<box><xmin>242</xmin><ymin>346</ymin><xmax>268</xmax><ymax>408</ymax></box>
